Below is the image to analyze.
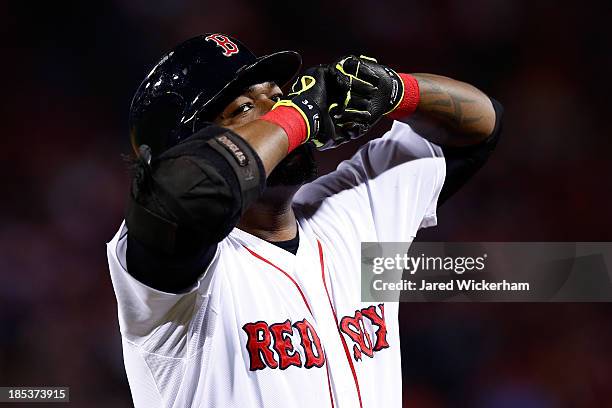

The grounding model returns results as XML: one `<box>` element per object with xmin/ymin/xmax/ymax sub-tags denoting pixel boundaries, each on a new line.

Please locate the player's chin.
<box><xmin>266</xmin><ymin>143</ymin><xmax>318</xmax><ymax>188</ymax></box>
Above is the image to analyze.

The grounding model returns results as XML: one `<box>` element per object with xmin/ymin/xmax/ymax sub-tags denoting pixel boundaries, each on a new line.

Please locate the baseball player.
<box><xmin>107</xmin><ymin>33</ymin><xmax>502</xmax><ymax>407</ymax></box>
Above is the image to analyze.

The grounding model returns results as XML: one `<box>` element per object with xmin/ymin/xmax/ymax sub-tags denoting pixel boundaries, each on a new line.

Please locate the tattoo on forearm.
<box><xmin>414</xmin><ymin>74</ymin><xmax>485</xmax><ymax>130</ymax></box>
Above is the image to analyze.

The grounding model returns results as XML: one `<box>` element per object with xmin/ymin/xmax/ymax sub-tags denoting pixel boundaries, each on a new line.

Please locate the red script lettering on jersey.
<box><xmin>340</xmin><ymin>304</ymin><xmax>389</xmax><ymax>361</ymax></box>
<box><xmin>242</xmin><ymin>318</ymin><xmax>325</xmax><ymax>371</ymax></box>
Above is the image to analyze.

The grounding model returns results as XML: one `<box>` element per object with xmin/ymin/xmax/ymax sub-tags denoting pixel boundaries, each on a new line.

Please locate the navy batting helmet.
<box><xmin>129</xmin><ymin>33</ymin><xmax>302</xmax><ymax>156</ymax></box>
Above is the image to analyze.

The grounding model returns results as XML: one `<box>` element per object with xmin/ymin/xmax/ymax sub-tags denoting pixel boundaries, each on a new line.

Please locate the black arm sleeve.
<box><xmin>126</xmin><ymin>235</ymin><xmax>218</xmax><ymax>293</ymax></box>
<box><xmin>438</xmin><ymin>98</ymin><xmax>503</xmax><ymax>206</ymax></box>
<box><xmin>125</xmin><ymin>124</ymin><xmax>265</xmax><ymax>293</ymax></box>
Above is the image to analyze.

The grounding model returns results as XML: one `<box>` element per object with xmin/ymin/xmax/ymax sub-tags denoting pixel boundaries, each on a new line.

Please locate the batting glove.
<box><xmin>262</xmin><ymin>65</ymin><xmax>378</xmax><ymax>151</ymax></box>
<box><xmin>332</xmin><ymin>55</ymin><xmax>419</xmax><ymax>132</ymax></box>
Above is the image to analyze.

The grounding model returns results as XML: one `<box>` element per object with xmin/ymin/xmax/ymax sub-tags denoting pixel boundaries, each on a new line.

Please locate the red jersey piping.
<box><xmin>242</xmin><ymin>244</ymin><xmax>335</xmax><ymax>408</ymax></box>
<box><xmin>317</xmin><ymin>240</ymin><xmax>363</xmax><ymax>408</ymax></box>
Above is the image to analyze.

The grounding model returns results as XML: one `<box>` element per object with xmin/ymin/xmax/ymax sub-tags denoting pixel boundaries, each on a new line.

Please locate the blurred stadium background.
<box><xmin>1</xmin><ymin>0</ymin><xmax>611</xmax><ymax>406</ymax></box>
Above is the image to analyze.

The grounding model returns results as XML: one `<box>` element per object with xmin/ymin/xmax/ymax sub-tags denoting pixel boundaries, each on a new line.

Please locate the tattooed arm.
<box><xmin>335</xmin><ymin>57</ymin><xmax>503</xmax><ymax>204</ymax></box>
<box><xmin>406</xmin><ymin>74</ymin><xmax>496</xmax><ymax>147</ymax></box>
<box><xmin>401</xmin><ymin>74</ymin><xmax>503</xmax><ymax>204</ymax></box>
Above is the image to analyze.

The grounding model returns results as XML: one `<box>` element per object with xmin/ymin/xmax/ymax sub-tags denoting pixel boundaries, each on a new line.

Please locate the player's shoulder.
<box><xmin>106</xmin><ymin>221</ymin><xmax>128</xmax><ymax>263</ymax></box>
<box><xmin>372</xmin><ymin>120</ymin><xmax>444</xmax><ymax>160</ymax></box>
<box><xmin>293</xmin><ymin>121</ymin><xmax>443</xmax><ymax>204</ymax></box>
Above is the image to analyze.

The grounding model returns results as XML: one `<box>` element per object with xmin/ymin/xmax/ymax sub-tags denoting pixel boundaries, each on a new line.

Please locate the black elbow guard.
<box><xmin>125</xmin><ymin>125</ymin><xmax>265</xmax><ymax>254</ymax></box>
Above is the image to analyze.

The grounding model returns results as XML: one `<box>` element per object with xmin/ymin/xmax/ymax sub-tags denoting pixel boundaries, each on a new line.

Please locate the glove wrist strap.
<box><xmin>260</xmin><ymin>101</ymin><xmax>318</xmax><ymax>153</ymax></box>
<box><xmin>387</xmin><ymin>73</ymin><xmax>420</xmax><ymax>120</ymax></box>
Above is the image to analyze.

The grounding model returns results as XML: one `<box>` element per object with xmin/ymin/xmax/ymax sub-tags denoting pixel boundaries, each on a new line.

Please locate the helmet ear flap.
<box><xmin>177</xmin><ymin>89</ymin><xmax>211</xmax><ymax>135</ymax></box>
<box><xmin>187</xmin><ymin>106</ymin><xmax>220</xmax><ymax>135</ymax></box>
<box><xmin>130</xmin><ymin>92</ymin><xmax>185</xmax><ymax>156</ymax></box>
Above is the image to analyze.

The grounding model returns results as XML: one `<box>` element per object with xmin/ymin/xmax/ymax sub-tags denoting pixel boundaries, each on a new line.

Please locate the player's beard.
<box><xmin>266</xmin><ymin>143</ymin><xmax>318</xmax><ymax>187</ymax></box>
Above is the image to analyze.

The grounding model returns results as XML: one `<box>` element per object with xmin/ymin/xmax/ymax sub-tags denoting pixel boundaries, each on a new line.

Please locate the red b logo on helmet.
<box><xmin>205</xmin><ymin>34</ymin><xmax>239</xmax><ymax>57</ymax></box>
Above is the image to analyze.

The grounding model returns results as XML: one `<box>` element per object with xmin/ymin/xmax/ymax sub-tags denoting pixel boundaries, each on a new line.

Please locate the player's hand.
<box><xmin>332</xmin><ymin>55</ymin><xmax>404</xmax><ymax>132</ymax></box>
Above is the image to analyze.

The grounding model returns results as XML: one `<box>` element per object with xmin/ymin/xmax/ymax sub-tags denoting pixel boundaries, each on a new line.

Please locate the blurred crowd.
<box><xmin>1</xmin><ymin>0</ymin><xmax>610</xmax><ymax>406</ymax></box>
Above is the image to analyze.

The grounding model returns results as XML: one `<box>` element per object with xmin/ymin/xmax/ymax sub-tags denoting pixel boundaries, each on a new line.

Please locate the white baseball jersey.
<box><xmin>107</xmin><ymin>121</ymin><xmax>446</xmax><ymax>408</ymax></box>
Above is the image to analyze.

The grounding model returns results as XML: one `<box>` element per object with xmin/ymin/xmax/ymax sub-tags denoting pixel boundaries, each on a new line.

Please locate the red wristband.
<box><xmin>387</xmin><ymin>73</ymin><xmax>420</xmax><ymax>120</ymax></box>
<box><xmin>260</xmin><ymin>106</ymin><xmax>307</xmax><ymax>153</ymax></box>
